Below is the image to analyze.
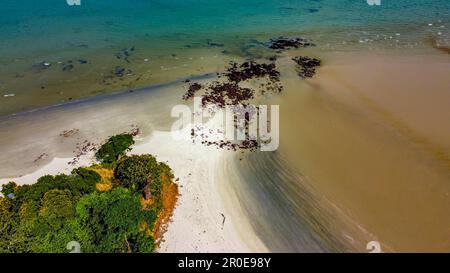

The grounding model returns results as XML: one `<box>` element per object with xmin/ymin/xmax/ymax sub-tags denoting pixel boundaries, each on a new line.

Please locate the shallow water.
<box><xmin>273</xmin><ymin>53</ymin><xmax>450</xmax><ymax>252</ymax></box>
<box><xmin>1</xmin><ymin>0</ymin><xmax>449</xmax><ymax>115</ymax></box>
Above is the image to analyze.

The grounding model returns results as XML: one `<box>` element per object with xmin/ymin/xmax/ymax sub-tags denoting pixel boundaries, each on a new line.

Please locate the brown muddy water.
<box><xmin>240</xmin><ymin>51</ymin><xmax>450</xmax><ymax>252</ymax></box>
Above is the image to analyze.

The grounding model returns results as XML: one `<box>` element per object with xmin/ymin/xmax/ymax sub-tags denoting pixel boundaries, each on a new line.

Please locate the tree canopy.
<box><xmin>95</xmin><ymin>134</ymin><xmax>134</xmax><ymax>163</ymax></box>
<box><xmin>0</xmin><ymin>134</ymin><xmax>177</xmax><ymax>253</ymax></box>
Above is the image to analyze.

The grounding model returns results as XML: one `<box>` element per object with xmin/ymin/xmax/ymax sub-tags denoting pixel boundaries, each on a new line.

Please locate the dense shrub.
<box><xmin>114</xmin><ymin>155</ymin><xmax>159</xmax><ymax>192</ymax></box>
<box><xmin>1</xmin><ymin>182</ymin><xmax>17</xmax><ymax>197</ymax></box>
<box><xmin>13</xmin><ymin>171</ymin><xmax>98</xmax><ymax>206</ymax></box>
<box><xmin>39</xmin><ymin>189</ymin><xmax>75</xmax><ymax>229</ymax></box>
<box><xmin>95</xmin><ymin>134</ymin><xmax>134</xmax><ymax>163</ymax></box>
<box><xmin>114</xmin><ymin>155</ymin><xmax>174</xmax><ymax>205</ymax></box>
<box><xmin>0</xmin><ymin>134</ymin><xmax>175</xmax><ymax>253</ymax></box>
<box><xmin>75</xmin><ymin>188</ymin><xmax>156</xmax><ymax>253</ymax></box>
<box><xmin>0</xmin><ymin>198</ymin><xmax>17</xmax><ymax>252</ymax></box>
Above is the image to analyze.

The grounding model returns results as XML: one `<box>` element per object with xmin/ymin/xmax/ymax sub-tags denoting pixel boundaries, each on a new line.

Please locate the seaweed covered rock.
<box><xmin>268</xmin><ymin>37</ymin><xmax>315</xmax><ymax>50</ymax></box>
<box><xmin>182</xmin><ymin>61</ymin><xmax>282</xmax><ymax>107</ymax></box>
<box><xmin>292</xmin><ymin>56</ymin><xmax>321</xmax><ymax>78</ymax></box>
<box><xmin>201</xmin><ymin>82</ymin><xmax>254</xmax><ymax>108</ymax></box>
<box><xmin>182</xmin><ymin>82</ymin><xmax>203</xmax><ymax>100</ymax></box>
<box><xmin>225</xmin><ymin>61</ymin><xmax>280</xmax><ymax>83</ymax></box>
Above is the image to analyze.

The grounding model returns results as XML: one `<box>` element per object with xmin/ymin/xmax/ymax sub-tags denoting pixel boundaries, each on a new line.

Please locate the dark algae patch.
<box><xmin>183</xmin><ymin>60</ymin><xmax>282</xmax><ymax>108</ymax></box>
<box><xmin>182</xmin><ymin>60</ymin><xmax>283</xmax><ymax>152</ymax></box>
<box><xmin>182</xmin><ymin>82</ymin><xmax>203</xmax><ymax>100</ymax></box>
<box><xmin>292</xmin><ymin>56</ymin><xmax>322</xmax><ymax>78</ymax></box>
<box><xmin>180</xmin><ymin>37</ymin><xmax>321</xmax><ymax>152</ymax></box>
<box><xmin>225</xmin><ymin>61</ymin><xmax>280</xmax><ymax>83</ymax></box>
<box><xmin>201</xmin><ymin>82</ymin><xmax>254</xmax><ymax>108</ymax></box>
<box><xmin>267</xmin><ymin>37</ymin><xmax>315</xmax><ymax>50</ymax></box>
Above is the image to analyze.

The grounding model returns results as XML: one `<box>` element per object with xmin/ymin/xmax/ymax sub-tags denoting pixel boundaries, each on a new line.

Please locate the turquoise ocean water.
<box><xmin>1</xmin><ymin>0</ymin><xmax>449</xmax><ymax>60</ymax></box>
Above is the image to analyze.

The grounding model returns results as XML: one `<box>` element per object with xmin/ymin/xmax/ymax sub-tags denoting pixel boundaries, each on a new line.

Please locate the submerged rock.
<box><xmin>268</xmin><ymin>37</ymin><xmax>315</xmax><ymax>50</ymax></box>
<box><xmin>114</xmin><ymin>66</ymin><xmax>126</xmax><ymax>77</ymax></box>
<box><xmin>62</xmin><ymin>63</ymin><xmax>74</xmax><ymax>72</ymax></box>
<box><xmin>31</xmin><ymin>61</ymin><xmax>52</xmax><ymax>72</ymax></box>
<box><xmin>115</xmin><ymin>46</ymin><xmax>135</xmax><ymax>63</ymax></box>
<box><xmin>206</xmin><ymin>40</ymin><xmax>224</xmax><ymax>48</ymax></box>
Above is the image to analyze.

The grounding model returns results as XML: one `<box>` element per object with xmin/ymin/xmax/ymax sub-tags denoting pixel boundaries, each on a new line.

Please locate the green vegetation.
<box><xmin>0</xmin><ymin>134</ymin><xmax>177</xmax><ymax>253</ymax></box>
<box><xmin>95</xmin><ymin>134</ymin><xmax>134</xmax><ymax>164</ymax></box>
<box><xmin>74</xmin><ymin>188</ymin><xmax>155</xmax><ymax>252</ymax></box>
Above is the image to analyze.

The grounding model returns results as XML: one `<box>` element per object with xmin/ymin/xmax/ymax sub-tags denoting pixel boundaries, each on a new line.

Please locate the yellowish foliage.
<box><xmin>96</xmin><ymin>182</ymin><xmax>113</xmax><ymax>192</ymax></box>
<box><xmin>152</xmin><ymin>174</ymin><xmax>179</xmax><ymax>247</ymax></box>
<box><xmin>141</xmin><ymin>196</ymin><xmax>154</xmax><ymax>208</ymax></box>
<box><xmin>88</xmin><ymin>166</ymin><xmax>114</xmax><ymax>192</ymax></box>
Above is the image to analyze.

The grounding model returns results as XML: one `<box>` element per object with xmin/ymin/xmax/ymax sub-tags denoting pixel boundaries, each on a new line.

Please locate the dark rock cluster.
<box><xmin>201</xmin><ymin>139</ymin><xmax>260</xmax><ymax>152</ymax></box>
<box><xmin>31</xmin><ymin>61</ymin><xmax>52</xmax><ymax>72</ymax></box>
<box><xmin>32</xmin><ymin>58</ymin><xmax>90</xmax><ymax>74</ymax></box>
<box><xmin>59</xmin><ymin>128</ymin><xmax>80</xmax><ymax>138</ymax></box>
<box><xmin>182</xmin><ymin>59</ymin><xmax>285</xmax><ymax>152</ymax></box>
<box><xmin>206</xmin><ymin>39</ymin><xmax>224</xmax><ymax>48</ymax></box>
<box><xmin>201</xmin><ymin>82</ymin><xmax>253</xmax><ymax>108</ymax></box>
<box><xmin>69</xmin><ymin>140</ymin><xmax>97</xmax><ymax>166</ymax></box>
<box><xmin>99</xmin><ymin>46</ymin><xmax>137</xmax><ymax>85</ymax></box>
<box><xmin>182</xmin><ymin>82</ymin><xmax>203</xmax><ymax>100</ymax></box>
<box><xmin>268</xmin><ymin>37</ymin><xmax>315</xmax><ymax>50</ymax></box>
<box><xmin>114</xmin><ymin>66</ymin><xmax>127</xmax><ymax>77</ymax></box>
<box><xmin>62</xmin><ymin>61</ymin><xmax>75</xmax><ymax>72</ymax></box>
<box><xmin>34</xmin><ymin>153</ymin><xmax>49</xmax><ymax>163</ymax></box>
<box><xmin>182</xmin><ymin>60</ymin><xmax>282</xmax><ymax>109</ymax></box>
<box><xmin>292</xmin><ymin>56</ymin><xmax>321</xmax><ymax>78</ymax></box>
<box><xmin>115</xmin><ymin>46</ymin><xmax>135</xmax><ymax>63</ymax></box>
<box><xmin>225</xmin><ymin>61</ymin><xmax>280</xmax><ymax>83</ymax></box>
<box><xmin>100</xmin><ymin>66</ymin><xmax>134</xmax><ymax>85</ymax></box>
